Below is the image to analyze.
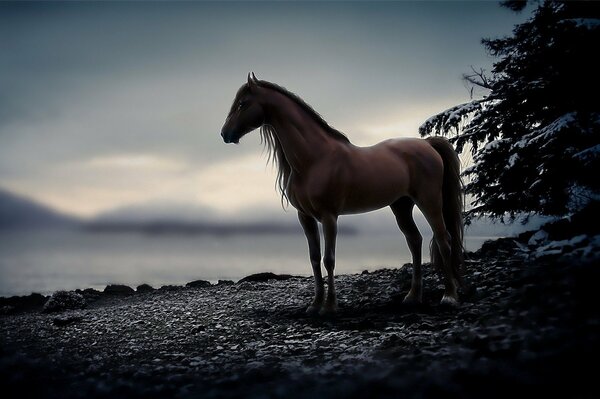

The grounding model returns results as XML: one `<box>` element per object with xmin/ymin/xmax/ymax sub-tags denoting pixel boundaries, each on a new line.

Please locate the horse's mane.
<box><xmin>256</xmin><ymin>80</ymin><xmax>350</xmax><ymax>144</ymax></box>
<box><xmin>232</xmin><ymin>80</ymin><xmax>350</xmax><ymax>205</ymax></box>
<box><xmin>259</xmin><ymin>124</ymin><xmax>292</xmax><ymax>206</ymax></box>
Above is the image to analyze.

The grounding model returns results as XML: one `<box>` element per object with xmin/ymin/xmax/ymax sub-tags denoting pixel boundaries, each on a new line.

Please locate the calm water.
<box><xmin>0</xmin><ymin>230</ymin><xmax>494</xmax><ymax>296</ymax></box>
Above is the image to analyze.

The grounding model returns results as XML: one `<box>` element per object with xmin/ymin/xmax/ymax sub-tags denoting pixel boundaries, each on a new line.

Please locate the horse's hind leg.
<box><xmin>298</xmin><ymin>211</ymin><xmax>324</xmax><ymax>315</ymax></box>
<box><xmin>417</xmin><ymin>197</ymin><xmax>459</xmax><ymax>306</ymax></box>
<box><xmin>391</xmin><ymin>197</ymin><xmax>423</xmax><ymax>305</ymax></box>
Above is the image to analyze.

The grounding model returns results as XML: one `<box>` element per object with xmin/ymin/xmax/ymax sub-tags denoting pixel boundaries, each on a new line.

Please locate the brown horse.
<box><xmin>221</xmin><ymin>73</ymin><xmax>464</xmax><ymax>315</ymax></box>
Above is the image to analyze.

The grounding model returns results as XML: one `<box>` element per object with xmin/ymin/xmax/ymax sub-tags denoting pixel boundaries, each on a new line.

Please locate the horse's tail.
<box><xmin>426</xmin><ymin>137</ymin><xmax>465</xmax><ymax>285</ymax></box>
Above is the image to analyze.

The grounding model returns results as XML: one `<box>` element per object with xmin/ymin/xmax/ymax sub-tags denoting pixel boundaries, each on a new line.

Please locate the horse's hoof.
<box><xmin>440</xmin><ymin>295</ymin><xmax>459</xmax><ymax>308</ymax></box>
<box><xmin>402</xmin><ymin>292</ymin><xmax>422</xmax><ymax>306</ymax></box>
<box><xmin>318</xmin><ymin>304</ymin><xmax>338</xmax><ymax>316</ymax></box>
<box><xmin>305</xmin><ymin>305</ymin><xmax>320</xmax><ymax>315</ymax></box>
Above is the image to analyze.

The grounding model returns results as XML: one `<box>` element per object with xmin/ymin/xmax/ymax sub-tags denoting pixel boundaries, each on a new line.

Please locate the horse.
<box><xmin>221</xmin><ymin>72</ymin><xmax>465</xmax><ymax>315</ymax></box>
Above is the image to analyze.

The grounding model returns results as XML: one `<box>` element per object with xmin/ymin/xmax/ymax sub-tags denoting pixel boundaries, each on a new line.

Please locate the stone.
<box><xmin>238</xmin><ymin>272</ymin><xmax>295</xmax><ymax>283</ymax></box>
<box><xmin>103</xmin><ymin>284</ymin><xmax>135</xmax><ymax>295</ymax></box>
<box><xmin>136</xmin><ymin>284</ymin><xmax>155</xmax><ymax>293</ymax></box>
<box><xmin>159</xmin><ymin>285</ymin><xmax>183</xmax><ymax>292</ymax></box>
<box><xmin>0</xmin><ymin>293</ymin><xmax>48</xmax><ymax>312</ymax></box>
<box><xmin>43</xmin><ymin>291</ymin><xmax>86</xmax><ymax>313</ymax></box>
<box><xmin>78</xmin><ymin>288</ymin><xmax>102</xmax><ymax>302</ymax></box>
<box><xmin>186</xmin><ymin>280</ymin><xmax>212</xmax><ymax>288</ymax></box>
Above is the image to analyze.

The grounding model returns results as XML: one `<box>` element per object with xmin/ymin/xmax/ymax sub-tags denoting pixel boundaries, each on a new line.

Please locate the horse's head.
<box><xmin>221</xmin><ymin>72</ymin><xmax>265</xmax><ymax>144</ymax></box>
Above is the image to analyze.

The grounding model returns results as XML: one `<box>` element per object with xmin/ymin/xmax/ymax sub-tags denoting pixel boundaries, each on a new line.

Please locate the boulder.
<box><xmin>159</xmin><ymin>285</ymin><xmax>183</xmax><ymax>292</ymax></box>
<box><xmin>136</xmin><ymin>284</ymin><xmax>155</xmax><ymax>293</ymax></box>
<box><xmin>186</xmin><ymin>280</ymin><xmax>212</xmax><ymax>288</ymax></box>
<box><xmin>43</xmin><ymin>291</ymin><xmax>86</xmax><ymax>313</ymax></box>
<box><xmin>238</xmin><ymin>272</ymin><xmax>295</xmax><ymax>283</ymax></box>
<box><xmin>103</xmin><ymin>284</ymin><xmax>135</xmax><ymax>295</ymax></box>
<box><xmin>217</xmin><ymin>280</ymin><xmax>234</xmax><ymax>286</ymax></box>
<box><xmin>0</xmin><ymin>293</ymin><xmax>48</xmax><ymax>312</ymax></box>
<box><xmin>76</xmin><ymin>288</ymin><xmax>102</xmax><ymax>303</ymax></box>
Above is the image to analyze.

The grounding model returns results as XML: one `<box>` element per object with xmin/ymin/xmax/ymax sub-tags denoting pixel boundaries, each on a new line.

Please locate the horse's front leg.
<box><xmin>298</xmin><ymin>211</ymin><xmax>324</xmax><ymax>315</ymax></box>
<box><xmin>320</xmin><ymin>214</ymin><xmax>338</xmax><ymax>315</ymax></box>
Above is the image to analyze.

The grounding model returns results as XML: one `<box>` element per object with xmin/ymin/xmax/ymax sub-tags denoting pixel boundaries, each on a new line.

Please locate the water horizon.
<box><xmin>0</xmin><ymin>230</ymin><xmax>498</xmax><ymax>297</ymax></box>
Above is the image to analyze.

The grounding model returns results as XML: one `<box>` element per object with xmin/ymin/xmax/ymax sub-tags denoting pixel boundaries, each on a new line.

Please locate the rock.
<box><xmin>136</xmin><ymin>284</ymin><xmax>155</xmax><ymax>293</ymax></box>
<box><xmin>238</xmin><ymin>272</ymin><xmax>295</xmax><ymax>283</ymax></box>
<box><xmin>103</xmin><ymin>284</ymin><xmax>135</xmax><ymax>295</ymax></box>
<box><xmin>186</xmin><ymin>280</ymin><xmax>212</xmax><ymax>288</ymax></box>
<box><xmin>473</xmin><ymin>237</ymin><xmax>524</xmax><ymax>259</ymax></box>
<box><xmin>361</xmin><ymin>270</ymin><xmax>369</xmax><ymax>275</ymax></box>
<box><xmin>191</xmin><ymin>325</ymin><xmax>206</xmax><ymax>334</ymax></box>
<box><xmin>43</xmin><ymin>291</ymin><xmax>86</xmax><ymax>313</ymax></box>
<box><xmin>217</xmin><ymin>280</ymin><xmax>234</xmax><ymax>286</ymax></box>
<box><xmin>0</xmin><ymin>293</ymin><xmax>48</xmax><ymax>313</ymax></box>
<box><xmin>159</xmin><ymin>285</ymin><xmax>183</xmax><ymax>292</ymax></box>
<box><xmin>236</xmin><ymin>282</ymin><xmax>251</xmax><ymax>290</ymax></box>
<box><xmin>76</xmin><ymin>288</ymin><xmax>102</xmax><ymax>303</ymax></box>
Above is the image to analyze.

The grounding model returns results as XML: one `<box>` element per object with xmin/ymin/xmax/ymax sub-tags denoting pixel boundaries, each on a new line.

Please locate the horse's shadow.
<box><xmin>248</xmin><ymin>290</ymin><xmax>466</xmax><ymax>332</ymax></box>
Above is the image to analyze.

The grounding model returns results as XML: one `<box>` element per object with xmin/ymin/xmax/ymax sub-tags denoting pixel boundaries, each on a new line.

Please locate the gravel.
<box><xmin>1</xmin><ymin>238</ymin><xmax>598</xmax><ymax>399</ymax></box>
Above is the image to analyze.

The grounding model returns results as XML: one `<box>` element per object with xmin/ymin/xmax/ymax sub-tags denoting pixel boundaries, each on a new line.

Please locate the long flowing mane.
<box><xmin>251</xmin><ymin>80</ymin><xmax>351</xmax><ymax>204</ymax></box>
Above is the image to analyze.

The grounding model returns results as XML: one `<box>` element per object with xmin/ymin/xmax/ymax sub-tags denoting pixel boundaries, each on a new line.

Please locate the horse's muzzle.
<box><xmin>221</xmin><ymin>130</ymin><xmax>239</xmax><ymax>144</ymax></box>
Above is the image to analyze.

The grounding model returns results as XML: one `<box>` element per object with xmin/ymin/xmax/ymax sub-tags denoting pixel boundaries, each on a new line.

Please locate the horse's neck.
<box><xmin>265</xmin><ymin>96</ymin><xmax>338</xmax><ymax>173</ymax></box>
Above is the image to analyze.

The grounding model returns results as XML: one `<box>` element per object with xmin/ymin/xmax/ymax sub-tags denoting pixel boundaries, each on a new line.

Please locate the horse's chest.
<box><xmin>288</xmin><ymin>179</ymin><xmax>313</xmax><ymax>215</ymax></box>
<box><xmin>287</xmin><ymin>172</ymin><xmax>337</xmax><ymax>217</ymax></box>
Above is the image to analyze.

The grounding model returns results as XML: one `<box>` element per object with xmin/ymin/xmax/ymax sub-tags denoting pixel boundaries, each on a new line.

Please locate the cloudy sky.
<box><xmin>0</xmin><ymin>1</ymin><xmax>527</xmax><ymax>219</ymax></box>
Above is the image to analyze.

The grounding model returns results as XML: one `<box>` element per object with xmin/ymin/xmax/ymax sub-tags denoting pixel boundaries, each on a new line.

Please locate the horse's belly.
<box><xmin>340</xmin><ymin>173</ymin><xmax>409</xmax><ymax>214</ymax></box>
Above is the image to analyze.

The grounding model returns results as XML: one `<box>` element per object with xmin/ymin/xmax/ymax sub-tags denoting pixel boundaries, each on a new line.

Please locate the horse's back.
<box><xmin>353</xmin><ymin>137</ymin><xmax>443</xmax><ymax>176</ymax></box>
<box><xmin>350</xmin><ymin>137</ymin><xmax>445</xmax><ymax>198</ymax></box>
<box><xmin>313</xmin><ymin>138</ymin><xmax>435</xmax><ymax>214</ymax></box>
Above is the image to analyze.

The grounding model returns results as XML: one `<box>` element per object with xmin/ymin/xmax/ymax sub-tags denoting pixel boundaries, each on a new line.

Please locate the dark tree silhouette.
<box><xmin>420</xmin><ymin>1</ymin><xmax>600</xmax><ymax>222</ymax></box>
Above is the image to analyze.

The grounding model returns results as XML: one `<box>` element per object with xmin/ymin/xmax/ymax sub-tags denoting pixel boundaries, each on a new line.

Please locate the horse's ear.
<box><xmin>247</xmin><ymin>72</ymin><xmax>257</xmax><ymax>89</ymax></box>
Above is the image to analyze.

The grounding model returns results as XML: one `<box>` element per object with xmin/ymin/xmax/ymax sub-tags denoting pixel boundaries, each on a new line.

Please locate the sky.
<box><xmin>0</xmin><ymin>1</ymin><xmax>529</xmax><ymax>220</ymax></box>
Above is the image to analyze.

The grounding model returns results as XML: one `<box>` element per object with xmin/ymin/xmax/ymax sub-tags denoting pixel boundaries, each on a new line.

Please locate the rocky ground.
<box><xmin>1</xmin><ymin>234</ymin><xmax>599</xmax><ymax>399</ymax></box>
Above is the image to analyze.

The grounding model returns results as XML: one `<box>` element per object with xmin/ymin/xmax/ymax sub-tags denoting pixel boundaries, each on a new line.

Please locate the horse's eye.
<box><xmin>238</xmin><ymin>101</ymin><xmax>245</xmax><ymax>109</ymax></box>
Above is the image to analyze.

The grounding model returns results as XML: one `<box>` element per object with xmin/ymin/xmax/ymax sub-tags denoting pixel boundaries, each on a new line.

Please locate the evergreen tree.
<box><xmin>420</xmin><ymin>1</ymin><xmax>600</xmax><ymax>222</ymax></box>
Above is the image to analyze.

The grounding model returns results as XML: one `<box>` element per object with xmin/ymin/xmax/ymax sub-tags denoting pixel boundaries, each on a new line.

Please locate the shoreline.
<box><xmin>0</xmin><ymin>272</ymin><xmax>306</xmax><ymax>315</ymax></box>
<box><xmin>1</xmin><ymin>235</ymin><xmax>599</xmax><ymax>398</ymax></box>
<box><xmin>0</xmin><ymin>230</ymin><xmax>502</xmax><ymax>299</ymax></box>
<box><xmin>0</xmin><ymin>237</ymin><xmax>600</xmax><ymax>399</ymax></box>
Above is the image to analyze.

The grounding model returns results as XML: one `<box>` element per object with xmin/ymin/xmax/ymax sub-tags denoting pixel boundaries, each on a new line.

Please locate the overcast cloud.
<box><xmin>0</xmin><ymin>1</ymin><xmax>526</xmax><ymax>217</ymax></box>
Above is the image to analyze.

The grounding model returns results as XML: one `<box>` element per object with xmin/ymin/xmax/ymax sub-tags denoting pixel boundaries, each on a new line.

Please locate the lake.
<box><xmin>0</xmin><ymin>230</ymin><xmax>496</xmax><ymax>297</ymax></box>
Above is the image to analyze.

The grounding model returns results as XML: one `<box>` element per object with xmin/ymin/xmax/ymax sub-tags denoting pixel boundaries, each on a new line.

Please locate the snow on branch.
<box><xmin>560</xmin><ymin>18</ymin><xmax>600</xmax><ymax>29</ymax></box>
<box><xmin>419</xmin><ymin>100</ymin><xmax>484</xmax><ymax>137</ymax></box>
<box><xmin>512</xmin><ymin>112</ymin><xmax>578</xmax><ymax>150</ymax></box>
<box><xmin>574</xmin><ymin>144</ymin><xmax>600</xmax><ymax>165</ymax></box>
